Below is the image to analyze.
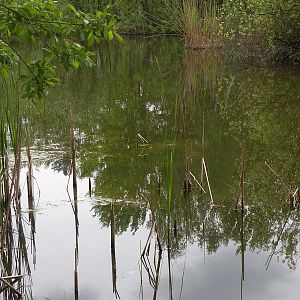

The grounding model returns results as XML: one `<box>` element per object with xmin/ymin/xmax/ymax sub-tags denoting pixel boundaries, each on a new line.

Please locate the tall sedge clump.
<box><xmin>184</xmin><ymin>0</ymin><xmax>222</xmax><ymax>49</ymax></box>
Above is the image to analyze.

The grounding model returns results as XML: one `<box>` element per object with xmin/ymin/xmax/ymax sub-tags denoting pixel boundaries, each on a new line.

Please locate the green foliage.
<box><xmin>220</xmin><ymin>0</ymin><xmax>300</xmax><ymax>61</ymax></box>
<box><xmin>24</xmin><ymin>39</ymin><xmax>300</xmax><ymax>264</ymax></box>
<box><xmin>72</xmin><ymin>0</ymin><xmax>184</xmax><ymax>33</ymax></box>
<box><xmin>0</xmin><ymin>0</ymin><xmax>120</xmax><ymax>102</ymax></box>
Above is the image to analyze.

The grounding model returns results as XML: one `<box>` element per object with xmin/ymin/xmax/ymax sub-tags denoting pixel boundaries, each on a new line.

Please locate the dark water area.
<box><xmin>1</xmin><ymin>37</ymin><xmax>300</xmax><ymax>299</ymax></box>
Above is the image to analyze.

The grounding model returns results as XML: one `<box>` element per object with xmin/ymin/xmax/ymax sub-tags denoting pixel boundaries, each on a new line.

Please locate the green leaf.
<box><xmin>67</xmin><ymin>3</ymin><xmax>77</xmax><ymax>14</ymax></box>
<box><xmin>43</xmin><ymin>50</ymin><xmax>53</xmax><ymax>63</ymax></box>
<box><xmin>72</xmin><ymin>59</ymin><xmax>80</xmax><ymax>70</ymax></box>
<box><xmin>87</xmin><ymin>31</ymin><xmax>94</xmax><ymax>47</ymax></box>
<box><xmin>113</xmin><ymin>32</ymin><xmax>123</xmax><ymax>42</ymax></box>
<box><xmin>104</xmin><ymin>30</ymin><xmax>113</xmax><ymax>41</ymax></box>
<box><xmin>96</xmin><ymin>11</ymin><xmax>104</xmax><ymax>18</ymax></box>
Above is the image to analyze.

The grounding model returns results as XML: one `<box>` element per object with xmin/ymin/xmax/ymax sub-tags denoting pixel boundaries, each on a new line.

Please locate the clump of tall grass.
<box><xmin>183</xmin><ymin>0</ymin><xmax>222</xmax><ymax>49</ymax></box>
<box><xmin>0</xmin><ymin>77</ymin><xmax>33</xmax><ymax>298</ymax></box>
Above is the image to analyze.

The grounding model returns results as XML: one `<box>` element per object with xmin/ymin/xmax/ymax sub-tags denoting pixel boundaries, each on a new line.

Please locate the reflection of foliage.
<box><xmin>217</xmin><ymin>67</ymin><xmax>300</xmax><ymax>269</ymax></box>
<box><xmin>26</xmin><ymin>39</ymin><xmax>300</xmax><ymax>269</ymax></box>
<box><xmin>93</xmin><ymin>202</ymin><xmax>148</xmax><ymax>235</ymax></box>
<box><xmin>218</xmin><ymin>67</ymin><xmax>300</xmax><ymax>187</ymax></box>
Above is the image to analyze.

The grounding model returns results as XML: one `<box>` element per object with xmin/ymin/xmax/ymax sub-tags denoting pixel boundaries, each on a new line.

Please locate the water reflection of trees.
<box><xmin>25</xmin><ymin>39</ymin><xmax>300</xmax><ymax>270</ymax></box>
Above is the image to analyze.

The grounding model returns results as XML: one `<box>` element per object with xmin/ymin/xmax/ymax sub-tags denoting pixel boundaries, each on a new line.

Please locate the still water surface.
<box><xmin>7</xmin><ymin>37</ymin><xmax>300</xmax><ymax>299</ymax></box>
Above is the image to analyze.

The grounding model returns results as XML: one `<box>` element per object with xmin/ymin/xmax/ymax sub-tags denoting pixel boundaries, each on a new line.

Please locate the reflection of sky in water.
<box><xmin>19</xmin><ymin>167</ymin><xmax>300</xmax><ymax>300</ymax></box>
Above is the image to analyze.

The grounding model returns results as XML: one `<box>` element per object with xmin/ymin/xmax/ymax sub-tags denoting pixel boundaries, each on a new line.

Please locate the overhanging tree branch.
<box><xmin>0</xmin><ymin>36</ymin><xmax>38</xmax><ymax>83</ymax></box>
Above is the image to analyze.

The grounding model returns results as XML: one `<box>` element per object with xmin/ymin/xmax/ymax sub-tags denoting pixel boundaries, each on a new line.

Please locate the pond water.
<box><xmin>1</xmin><ymin>37</ymin><xmax>300</xmax><ymax>300</ymax></box>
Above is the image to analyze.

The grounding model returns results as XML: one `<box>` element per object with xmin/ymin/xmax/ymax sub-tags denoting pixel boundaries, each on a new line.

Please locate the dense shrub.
<box><xmin>220</xmin><ymin>0</ymin><xmax>300</xmax><ymax>61</ymax></box>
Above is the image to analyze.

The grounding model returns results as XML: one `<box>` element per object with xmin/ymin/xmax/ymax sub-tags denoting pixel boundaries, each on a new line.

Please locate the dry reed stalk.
<box><xmin>0</xmin><ymin>276</ymin><xmax>22</xmax><ymax>298</ymax></box>
<box><xmin>239</xmin><ymin>208</ymin><xmax>245</xmax><ymax>282</ymax></box>
<box><xmin>202</xmin><ymin>157</ymin><xmax>214</xmax><ymax>204</ymax></box>
<box><xmin>140</xmin><ymin>205</ymin><xmax>162</xmax><ymax>299</ymax></box>
<box><xmin>137</xmin><ymin>133</ymin><xmax>149</xmax><ymax>144</ymax></box>
<box><xmin>25</xmin><ymin>126</ymin><xmax>36</xmax><ymax>261</ymax></box>
<box><xmin>141</xmin><ymin>222</ymin><xmax>157</xmax><ymax>288</ymax></box>
<box><xmin>89</xmin><ymin>178</ymin><xmax>92</xmax><ymax>197</ymax></box>
<box><xmin>2</xmin><ymin>119</ymin><xmax>22</xmax><ymax>252</ymax></box>
<box><xmin>264</xmin><ymin>161</ymin><xmax>289</xmax><ymax>190</ymax></box>
<box><xmin>139</xmin><ymin>241</ymin><xmax>144</xmax><ymax>300</ymax></box>
<box><xmin>110</xmin><ymin>200</ymin><xmax>120</xmax><ymax>299</ymax></box>
<box><xmin>69</xmin><ymin>110</ymin><xmax>79</xmax><ymax>299</ymax></box>
<box><xmin>189</xmin><ymin>171</ymin><xmax>206</xmax><ymax>193</ymax></box>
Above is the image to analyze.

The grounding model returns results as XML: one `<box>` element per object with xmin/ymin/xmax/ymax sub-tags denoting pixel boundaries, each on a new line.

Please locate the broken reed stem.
<box><xmin>141</xmin><ymin>221</ymin><xmax>155</xmax><ymax>257</ymax></box>
<box><xmin>0</xmin><ymin>276</ymin><xmax>22</xmax><ymax>297</ymax></box>
<box><xmin>189</xmin><ymin>171</ymin><xmax>206</xmax><ymax>193</ymax></box>
<box><xmin>265</xmin><ymin>161</ymin><xmax>289</xmax><ymax>190</ymax></box>
<box><xmin>137</xmin><ymin>133</ymin><xmax>149</xmax><ymax>144</ymax></box>
<box><xmin>202</xmin><ymin>157</ymin><xmax>214</xmax><ymax>204</ymax></box>
<box><xmin>150</xmin><ymin>206</ymin><xmax>162</xmax><ymax>295</ymax></box>
<box><xmin>140</xmin><ymin>205</ymin><xmax>162</xmax><ymax>298</ymax></box>
<box><xmin>153</xmin><ymin>244</ymin><xmax>162</xmax><ymax>300</ymax></box>
<box><xmin>200</xmin><ymin>156</ymin><xmax>204</xmax><ymax>189</ymax></box>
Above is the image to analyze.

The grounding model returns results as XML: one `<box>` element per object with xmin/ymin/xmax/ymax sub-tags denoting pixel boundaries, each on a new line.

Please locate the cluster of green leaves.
<box><xmin>0</xmin><ymin>0</ymin><xmax>122</xmax><ymax>103</ymax></box>
<box><xmin>220</xmin><ymin>0</ymin><xmax>300</xmax><ymax>61</ymax></box>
